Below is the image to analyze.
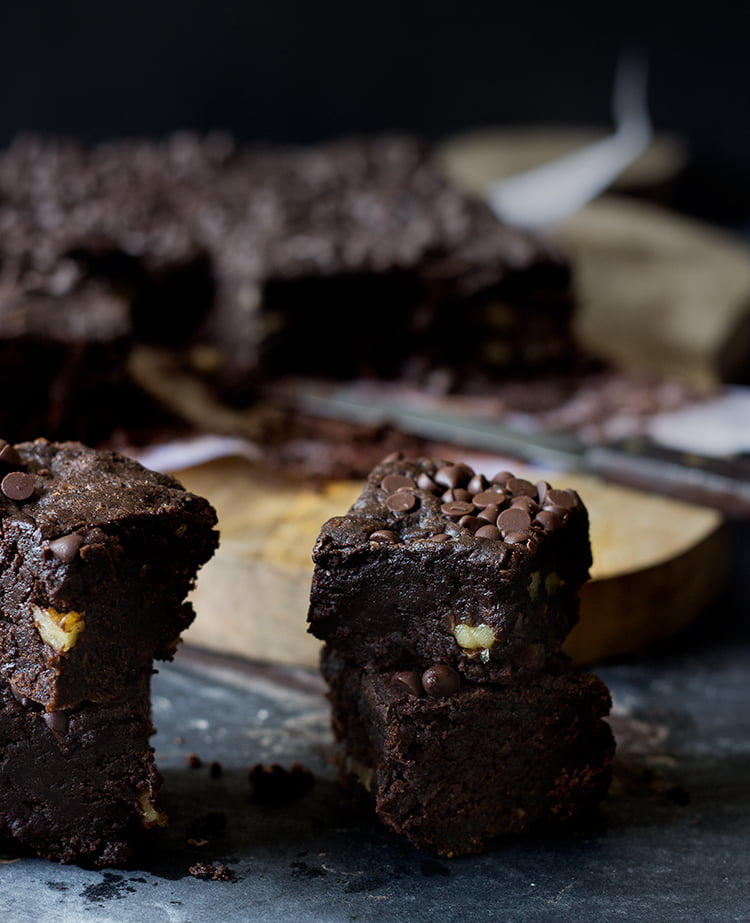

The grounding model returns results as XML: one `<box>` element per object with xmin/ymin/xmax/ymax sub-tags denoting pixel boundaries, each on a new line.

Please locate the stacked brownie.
<box><xmin>0</xmin><ymin>438</ymin><xmax>218</xmax><ymax>865</ymax></box>
<box><xmin>308</xmin><ymin>453</ymin><xmax>615</xmax><ymax>856</ymax></box>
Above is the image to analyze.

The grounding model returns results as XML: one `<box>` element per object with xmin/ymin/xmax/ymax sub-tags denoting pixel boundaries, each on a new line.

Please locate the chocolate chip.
<box><xmin>48</xmin><ymin>533</ymin><xmax>83</xmax><ymax>564</ymax></box>
<box><xmin>385</xmin><ymin>492</ymin><xmax>418</xmax><ymax>513</ymax></box>
<box><xmin>0</xmin><ymin>441</ymin><xmax>23</xmax><ymax>468</ymax></box>
<box><xmin>1</xmin><ymin>471</ymin><xmax>35</xmax><ymax>501</ymax></box>
<box><xmin>507</xmin><ymin>477</ymin><xmax>537</xmax><ymax>498</ymax></box>
<box><xmin>496</xmin><ymin>507</ymin><xmax>532</xmax><ymax>532</ymax></box>
<box><xmin>421</xmin><ymin>664</ymin><xmax>460</xmax><ymax>697</ymax></box>
<box><xmin>381</xmin><ymin>474</ymin><xmax>416</xmax><ymax>492</ymax></box>
<box><xmin>391</xmin><ymin>670</ymin><xmax>423</xmax><ymax>696</ymax></box>
<box><xmin>441</xmin><ymin>500</ymin><xmax>475</xmax><ymax>518</ymax></box>
<box><xmin>369</xmin><ymin>529</ymin><xmax>400</xmax><ymax>543</ymax></box>
<box><xmin>474</xmin><ymin>524</ymin><xmax>502</xmax><ymax>540</ymax></box>
<box><xmin>423</xmin><ymin>533</ymin><xmax>451</xmax><ymax>542</ymax></box>
<box><xmin>382</xmin><ymin>451</ymin><xmax>403</xmax><ymax>463</ymax></box>
<box><xmin>545</xmin><ymin>488</ymin><xmax>579</xmax><ymax>509</ymax></box>
<box><xmin>44</xmin><ymin>711</ymin><xmax>69</xmax><ymax>736</ymax></box>
<box><xmin>466</xmin><ymin>474</ymin><xmax>488</xmax><ymax>494</ymax></box>
<box><xmin>472</xmin><ymin>489</ymin><xmax>506</xmax><ymax>507</ymax></box>
<box><xmin>458</xmin><ymin>515</ymin><xmax>484</xmax><ymax>532</ymax></box>
<box><xmin>504</xmin><ymin>530</ymin><xmax>532</xmax><ymax>544</ymax></box>
<box><xmin>535</xmin><ymin>510</ymin><xmax>564</xmax><ymax>531</ymax></box>
<box><xmin>186</xmin><ymin>753</ymin><xmax>203</xmax><ymax>769</ymax></box>
<box><xmin>435</xmin><ymin>464</ymin><xmax>473</xmax><ymax>489</ymax></box>
<box><xmin>541</xmin><ymin>503</ymin><xmax>568</xmax><ymax>519</ymax></box>
<box><xmin>442</xmin><ymin>488</ymin><xmax>473</xmax><ymax>503</ymax></box>
<box><xmin>209</xmin><ymin>761</ymin><xmax>223</xmax><ymax>779</ymax></box>
<box><xmin>510</xmin><ymin>495</ymin><xmax>540</xmax><ymax>513</ymax></box>
<box><xmin>536</xmin><ymin>480</ymin><xmax>551</xmax><ymax>504</ymax></box>
<box><xmin>417</xmin><ymin>473</ymin><xmax>440</xmax><ymax>493</ymax></box>
<box><xmin>490</xmin><ymin>470</ymin><xmax>514</xmax><ymax>486</ymax></box>
<box><xmin>477</xmin><ymin>503</ymin><xmax>502</xmax><ymax>523</ymax></box>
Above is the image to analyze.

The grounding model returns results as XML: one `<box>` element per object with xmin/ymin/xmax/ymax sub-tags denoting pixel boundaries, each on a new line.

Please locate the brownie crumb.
<box><xmin>188</xmin><ymin>862</ymin><xmax>234</xmax><ymax>881</ymax></box>
<box><xmin>209</xmin><ymin>760</ymin><xmax>223</xmax><ymax>779</ymax></box>
<box><xmin>248</xmin><ymin>761</ymin><xmax>315</xmax><ymax>805</ymax></box>
<box><xmin>186</xmin><ymin>753</ymin><xmax>203</xmax><ymax>769</ymax></box>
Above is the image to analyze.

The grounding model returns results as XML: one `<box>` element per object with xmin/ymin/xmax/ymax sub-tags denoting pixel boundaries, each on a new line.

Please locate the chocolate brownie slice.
<box><xmin>0</xmin><ymin>439</ymin><xmax>218</xmax><ymax>710</ymax></box>
<box><xmin>308</xmin><ymin>453</ymin><xmax>591</xmax><ymax>681</ymax></box>
<box><xmin>0</xmin><ymin>671</ymin><xmax>164</xmax><ymax>866</ymax></box>
<box><xmin>322</xmin><ymin>647</ymin><xmax>614</xmax><ymax>857</ymax></box>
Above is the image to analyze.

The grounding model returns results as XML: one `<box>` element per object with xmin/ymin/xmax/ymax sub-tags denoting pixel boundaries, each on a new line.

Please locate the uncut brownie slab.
<box><xmin>322</xmin><ymin>647</ymin><xmax>614</xmax><ymax>857</ymax></box>
<box><xmin>0</xmin><ymin>133</ymin><xmax>578</xmax><ymax>423</ymax></box>
<box><xmin>0</xmin><ymin>438</ymin><xmax>218</xmax><ymax>710</ymax></box>
<box><xmin>0</xmin><ymin>671</ymin><xmax>164</xmax><ymax>867</ymax></box>
<box><xmin>308</xmin><ymin>453</ymin><xmax>591</xmax><ymax>681</ymax></box>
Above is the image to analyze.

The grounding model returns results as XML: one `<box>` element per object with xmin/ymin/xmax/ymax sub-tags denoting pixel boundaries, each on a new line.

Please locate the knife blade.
<box><xmin>285</xmin><ymin>385</ymin><xmax>750</xmax><ymax>518</ymax></box>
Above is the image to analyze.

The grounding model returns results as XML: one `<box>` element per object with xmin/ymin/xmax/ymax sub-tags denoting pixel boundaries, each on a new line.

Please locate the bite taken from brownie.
<box><xmin>308</xmin><ymin>452</ymin><xmax>591</xmax><ymax>682</ymax></box>
<box><xmin>0</xmin><ymin>438</ymin><xmax>218</xmax><ymax>712</ymax></box>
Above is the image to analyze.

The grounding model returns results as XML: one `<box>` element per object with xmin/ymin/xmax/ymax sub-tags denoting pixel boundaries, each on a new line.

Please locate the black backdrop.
<box><xmin>0</xmin><ymin>1</ymin><xmax>749</xmax><ymax>222</ymax></box>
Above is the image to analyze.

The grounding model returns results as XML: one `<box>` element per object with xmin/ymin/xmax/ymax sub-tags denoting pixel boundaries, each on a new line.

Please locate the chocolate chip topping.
<box><xmin>370</xmin><ymin>529</ymin><xmax>400</xmax><ymax>543</ymax></box>
<box><xmin>385</xmin><ymin>491</ymin><xmax>418</xmax><ymax>513</ymax></box>
<box><xmin>535</xmin><ymin>510</ymin><xmax>564</xmax><ymax>531</ymax></box>
<box><xmin>0</xmin><ymin>441</ymin><xmax>23</xmax><ymax>468</ymax></box>
<box><xmin>423</xmin><ymin>532</ymin><xmax>451</xmax><ymax>542</ymax></box>
<box><xmin>441</xmin><ymin>500</ymin><xmax>475</xmax><ymax>518</ymax></box>
<box><xmin>373</xmin><ymin>459</ymin><xmax>582</xmax><ymax>544</ymax></box>
<box><xmin>490</xmin><ymin>471</ymin><xmax>514</xmax><ymax>486</ymax></box>
<box><xmin>478</xmin><ymin>503</ymin><xmax>502</xmax><ymax>522</ymax></box>
<box><xmin>381</xmin><ymin>474</ymin><xmax>416</xmax><ymax>492</ymax></box>
<box><xmin>458</xmin><ymin>514</ymin><xmax>485</xmax><ymax>532</ymax></box>
<box><xmin>472</xmin><ymin>488</ymin><xmax>506</xmax><ymax>507</ymax></box>
<box><xmin>507</xmin><ymin>477</ymin><xmax>537</xmax><ymax>497</ymax></box>
<box><xmin>1</xmin><ymin>471</ymin><xmax>36</xmax><ymax>501</ymax></box>
<box><xmin>48</xmin><ymin>533</ymin><xmax>84</xmax><ymax>563</ymax></box>
<box><xmin>475</xmin><ymin>524</ymin><xmax>502</xmax><ymax>540</ymax></box>
<box><xmin>421</xmin><ymin>664</ymin><xmax>461</xmax><ymax>697</ymax></box>
<box><xmin>417</xmin><ymin>473</ymin><xmax>439</xmax><ymax>493</ymax></box>
<box><xmin>435</xmin><ymin>465</ymin><xmax>473</xmax><ymax>489</ymax></box>
<box><xmin>496</xmin><ymin>507</ymin><xmax>531</xmax><ymax>532</ymax></box>
<box><xmin>545</xmin><ymin>488</ymin><xmax>579</xmax><ymax>509</ymax></box>
<box><xmin>391</xmin><ymin>670</ymin><xmax>423</xmax><ymax>696</ymax></box>
<box><xmin>466</xmin><ymin>474</ymin><xmax>488</xmax><ymax>494</ymax></box>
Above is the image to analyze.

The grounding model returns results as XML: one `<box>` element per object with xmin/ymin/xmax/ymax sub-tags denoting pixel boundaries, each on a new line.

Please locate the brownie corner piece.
<box><xmin>0</xmin><ymin>438</ymin><xmax>219</xmax><ymax>710</ymax></box>
<box><xmin>323</xmin><ymin>648</ymin><xmax>615</xmax><ymax>857</ymax></box>
<box><xmin>308</xmin><ymin>453</ymin><xmax>591</xmax><ymax>680</ymax></box>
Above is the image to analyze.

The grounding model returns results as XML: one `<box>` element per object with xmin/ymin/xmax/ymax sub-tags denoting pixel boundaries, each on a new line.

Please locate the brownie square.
<box><xmin>0</xmin><ymin>439</ymin><xmax>218</xmax><ymax>710</ymax></box>
<box><xmin>308</xmin><ymin>454</ymin><xmax>591</xmax><ymax>681</ymax></box>
<box><xmin>322</xmin><ymin>647</ymin><xmax>615</xmax><ymax>857</ymax></box>
<box><xmin>0</xmin><ymin>671</ymin><xmax>163</xmax><ymax>866</ymax></box>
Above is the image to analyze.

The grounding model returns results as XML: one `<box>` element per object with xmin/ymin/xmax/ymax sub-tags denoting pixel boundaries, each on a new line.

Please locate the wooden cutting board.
<box><xmin>175</xmin><ymin>456</ymin><xmax>728</xmax><ymax>668</ymax></box>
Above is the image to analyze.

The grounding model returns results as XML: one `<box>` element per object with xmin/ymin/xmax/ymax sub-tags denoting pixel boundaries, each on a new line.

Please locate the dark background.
<box><xmin>0</xmin><ymin>1</ymin><xmax>749</xmax><ymax>224</ymax></box>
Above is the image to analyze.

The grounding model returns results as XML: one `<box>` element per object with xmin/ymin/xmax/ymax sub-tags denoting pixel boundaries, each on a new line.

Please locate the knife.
<box><xmin>284</xmin><ymin>385</ymin><xmax>750</xmax><ymax>518</ymax></box>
